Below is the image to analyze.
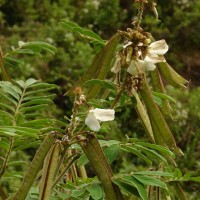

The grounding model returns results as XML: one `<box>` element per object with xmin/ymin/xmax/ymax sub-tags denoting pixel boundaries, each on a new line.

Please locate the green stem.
<box><xmin>0</xmin><ymin>187</ymin><xmax>7</xmax><ymax>200</ymax></box>
<box><xmin>52</xmin><ymin>154</ymin><xmax>80</xmax><ymax>188</ymax></box>
<box><xmin>173</xmin><ymin>182</ymin><xmax>188</xmax><ymax>200</ymax></box>
<box><xmin>0</xmin><ymin>137</ymin><xmax>14</xmax><ymax>180</ymax></box>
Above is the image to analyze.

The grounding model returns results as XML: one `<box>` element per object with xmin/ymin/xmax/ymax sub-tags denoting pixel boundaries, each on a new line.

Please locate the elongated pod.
<box><xmin>150</xmin><ymin>68</ymin><xmax>172</xmax><ymax>118</ymax></box>
<box><xmin>39</xmin><ymin>142</ymin><xmax>60</xmax><ymax>200</ymax></box>
<box><xmin>139</xmin><ymin>77</ymin><xmax>182</xmax><ymax>156</ymax></box>
<box><xmin>132</xmin><ymin>88</ymin><xmax>155</xmax><ymax>143</ymax></box>
<box><xmin>12</xmin><ymin>132</ymin><xmax>56</xmax><ymax>200</ymax></box>
<box><xmin>158</xmin><ymin>62</ymin><xmax>188</xmax><ymax>88</ymax></box>
<box><xmin>65</xmin><ymin>33</ymin><xmax>121</xmax><ymax>98</ymax></box>
<box><xmin>79</xmin><ymin>133</ymin><xmax>125</xmax><ymax>200</ymax></box>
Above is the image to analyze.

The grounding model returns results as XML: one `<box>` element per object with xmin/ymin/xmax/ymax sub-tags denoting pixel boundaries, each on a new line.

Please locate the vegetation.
<box><xmin>0</xmin><ymin>0</ymin><xmax>200</xmax><ymax>199</ymax></box>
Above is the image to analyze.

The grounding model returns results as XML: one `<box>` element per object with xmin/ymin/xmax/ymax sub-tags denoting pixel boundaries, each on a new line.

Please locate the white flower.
<box><xmin>144</xmin><ymin>39</ymin><xmax>169</xmax><ymax>70</ymax></box>
<box><xmin>85</xmin><ymin>108</ymin><xmax>115</xmax><ymax>131</ymax></box>
<box><xmin>127</xmin><ymin>59</ymin><xmax>145</xmax><ymax>75</ymax></box>
<box><xmin>18</xmin><ymin>41</ymin><xmax>25</xmax><ymax>48</ymax></box>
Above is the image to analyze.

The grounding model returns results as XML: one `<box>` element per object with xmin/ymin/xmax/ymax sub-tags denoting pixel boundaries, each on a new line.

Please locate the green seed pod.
<box><xmin>158</xmin><ymin>62</ymin><xmax>188</xmax><ymax>88</ymax></box>
<box><xmin>150</xmin><ymin>68</ymin><xmax>173</xmax><ymax>118</ymax></box>
<box><xmin>13</xmin><ymin>132</ymin><xmax>56</xmax><ymax>200</ymax></box>
<box><xmin>39</xmin><ymin>142</ymin><xmax>60</xmax><ymax>200</ymax></box>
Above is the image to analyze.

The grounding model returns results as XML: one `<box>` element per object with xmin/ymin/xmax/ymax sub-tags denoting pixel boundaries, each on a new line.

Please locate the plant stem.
<box><xmin>78</xmin><ymin>165</ymin><xmax>88</xmax><ymax>179</ymax></box>
<box><xmin>0</xmin><ymin>186</ymin><xmax>8</xmax><ymax>199</ymax></box>
<box><xmin>135</xmin><ymin>1</ymin><xmax>144</xmax><ymax>29</ymax></box>
<box><xmin>0</xmin><ymin>137</ymin><xmax>14</xmax><ymax>180</ymax></box>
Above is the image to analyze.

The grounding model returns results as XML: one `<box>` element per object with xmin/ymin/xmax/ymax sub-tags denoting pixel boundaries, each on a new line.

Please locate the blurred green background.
<box><xmin>0</xmin><ymin>0</ymin><xmax>200</xmax><ymax>198</ymax></box>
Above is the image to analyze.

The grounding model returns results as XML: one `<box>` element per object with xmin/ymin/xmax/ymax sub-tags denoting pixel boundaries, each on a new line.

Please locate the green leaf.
<box><xmin>189</xmin><ymin>176</ymin><xmax>200</xmax><ymax>183</ymax></box>
<box><xmin>87</xmin><ymin>184</ymin><xmax>103</xmax><ymax>200</ymax></box>
<box><xmin>21</xmin><ymin>119</ymin><xmax>52</xmax><ymax>127</ymax></box>
<box><xmin>0</xmin><ymin>140</ymin><xmax>10</xmax><ymax>150</ymax></box>
<box><xmin>0</xmin><ymin>102</ymin><xmax>15</xmax><ymax>112</ymax></box>
<box><xmin>122</xmin><ymin>176</ymin><xmax>148</xmax><ymax>200</ymax></box>
<box><xmin>15</xmin><ymin>49</ymin><xmax>34</xmax><ymax>54</ymax></box>
<box><xmin>25</xmin><ymin>87</ymin><xmax>56</xmax><ymax>96</ymax></box>
<box><xmin>22</xmin><ymin>94</ymin><xmax>56</xmax><ymax>101</ymax></box>
<box><xmin>99</xmin><ymin>139</ymin><xmax>121</xmax><ymax>147</ymax></box>
<box><xmin>77</xmin><ymin>153</ymin><xmax>89</xmax><ymax>167</ymax></box>
<box><xmin>27</xmin><ymin>82</ymin><xmax>57</xmax><ymax>89</ymax></box>
<box><xmin>0</xmin><ymin>126</ymin><xmax>40</xmax><ymax>138</ymax></box>
<box><xmin>153</xmin><ymin>91</ymin><xmax>176</xmax><ymax>103</ymax></box>
<box><xmin>4</xmin><ymin>56</ymin><xmax>24</xmax><ymax>66</ymax></box>
<box><xmin>0</xmin><ymin>82</ymin><xmax>20</xmax><ymax>100</ymax></box>
<box><xmin>134</xmin><ymin>144</ymin><xmax>167</xmax><ymax>163</ymax></box>
<box><xmin>60</xmin><ymin>20</ymin><xmax>104</xmax><ymax>43</ymax></box>
<box><xmin>153</xmin><ymin>95</ymin><xmax>162</xmax><ymax>105</ymax></box>
<box><xmin>133</xmin><ymin>174</ymin><xmax>167</xmax><ymax>189</ymax></box>
<box><xmin>137</xmin><ymin>142</ymin><xmax>175</xmax><ymax>158</ymax></box>
<box><xmin>121</xmin><ymin>146</ymin><xmax>152</xmax><ymax>165</ymax></box>
<box><xmin>8</xmin><ymin>161</ymin><xmax>29</xmax><ymax>166</ymax></box>
<box><xmin>0</xmin><ymin>130</ymin><xmax>18</xmax><ymax>137</ymax></box>
<box><xmin>14</xmin><ymin>140</ymin><xmax>41</xmax><ymax>150</ymax></box>
<box><xmin>19</xmin><ymin>104</ymin><xmax>49</xmax><ymax>113</ymax></box>
<box><xmin>0</xmin><ymin>110</ymin><xmax>13</xmax><ymax>125</ymax></box>
<box><xmin>112</xmin><ymin>178</ymin><xmax>142</xmax><ymax>198</ymax></box>
<box><xmin>133</xmin><ymin>171</ymin><xmax>174</xmax><ymax>177</ymax></box>
<box><xmin>19</xmin><ymin>41</ymin><xmax>56</xmax><ymax>55</ymax></box>
<box><xmin>0</xmin><ymin>91</ymin><xmax>18</xmax><ymax>105</ymax></box>
<box><xmin>24</xmin><ymin>78</ymin><xmax>38</xmax><ymax>87</ymax></box>
<box><xmin>20</xmin><ymin>99</ymin><xmax>52</xmax><ymax>108</ymax></box>
<box><xmin>71</xmin><ymin>188</ymin><xmax>86</xmax><ymax>197</ymax></box>
<box><xmin>103</xmin><ymin>144</ymin><xmax>120</xmax><ymax>164</ymax></box>
<box><xmin>16</xmin><ymin>80</ymin><xmax>25</xmax><ymax>88</ymax></box>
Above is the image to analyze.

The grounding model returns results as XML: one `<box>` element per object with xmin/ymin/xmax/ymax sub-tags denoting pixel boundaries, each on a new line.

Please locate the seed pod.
<box><xmin>139</xmin><ymin>77</ymin><xmax>182</xmax><ymax>156</ymax></box>
<box><xmin>79</xmin><ymin>133</ymin><xmax>125</xmax><ymax>200</ymax></box>
<box><xmin>150</xmin><ymin>68</ymin><xmax>173</xmax><ymax>118</ymax></box>
<box><xmin>158</xmin><ymin>62</ymin><xmax>188</xmax><ymax>88</ymax></box>
<box><xmin>39</xmin><ymin>142</ymin><xmax>60</xmax><ymax>200</ymax></box>
<box><xmin>13</xmin><ymin>132</ymin><xmax>56</xmax><ymax>200</ymax></box>
<box><xmin>65</xmin><ymin>33</ymin><xmax>121</xmax><ymax>98</ymax></box>
<box><xmin>132</xmin><ymin>88</ymin><xmax>155</xmax><ymax>143</ymax></box>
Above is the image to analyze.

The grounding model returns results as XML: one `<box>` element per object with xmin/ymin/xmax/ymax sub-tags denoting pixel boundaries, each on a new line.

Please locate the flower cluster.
<box><xmin>112</xmin><ymin>36</ymin><xmax>169</xmax><ymax>76</ymax></box>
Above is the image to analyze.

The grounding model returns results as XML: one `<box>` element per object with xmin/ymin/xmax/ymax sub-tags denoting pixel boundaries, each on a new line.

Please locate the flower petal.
<box><xmin>111</xmin><ymin>56</ymin><xmax>121</xmax><ymax>73</ymax></box>
<box><xmin>148</xmin><ymin>39</ymin><xmax>168</xmax><ymax>55</ymax></box>
<box><xmin>85</xmin><ymin>112</ymin><xmax>101</xmax><ymax>131</ymax></box>
<box><xmin>146</xmin><ymin>62</ymin><xmax>156</xmax><ymax>71</ymax></box>
<box><xmin>145</xmin><ymin>54</ymin><xmax>166</xmax><ymax>64</ymax></box>
<box><xmin>127</xmin><ymin>60</ymin><xmax>146</xmax><ymax>75</ymax></box>
<box><xmin>18</xmin><ymin>41</ymin><xmax>25</xmax><ymax>48</ymax></box>
<box><xmin>92</xmin><ymin>108</ymin><xmax>115</xmax><ymax>121</ymax></box>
